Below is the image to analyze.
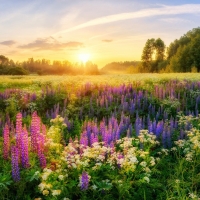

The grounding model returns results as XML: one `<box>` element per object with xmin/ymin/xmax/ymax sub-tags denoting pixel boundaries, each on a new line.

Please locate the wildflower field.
<box><xmin>0</xmin><ymin>74</ymin><xmax>200</xmax><ymax>200</ymax></box>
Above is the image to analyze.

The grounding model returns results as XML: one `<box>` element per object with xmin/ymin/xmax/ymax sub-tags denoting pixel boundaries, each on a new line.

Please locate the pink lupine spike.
<box><xmin>31</xmin><ymin>111</ymin><xmax>40</xmax><ymax>152</ymax></box>
<box><xmin>16</xmin><ymin>113</ymin><xmax>22</xmax><ymax>154</ymax></box>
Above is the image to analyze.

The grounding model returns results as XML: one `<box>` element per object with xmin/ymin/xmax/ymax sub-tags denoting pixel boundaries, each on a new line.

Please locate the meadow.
<box><xmin>0</xmin><ymin>73</ymin><xmax>200</xmax><ymax>200</ymax></box>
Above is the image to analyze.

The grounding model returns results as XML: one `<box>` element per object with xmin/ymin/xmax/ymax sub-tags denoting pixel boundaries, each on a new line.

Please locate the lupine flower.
<box><xmin>21</xmin><ymin>127</ymin><xmax>30</xmax><ymax>168</ymax></box>
<box><xmin>16</xmin><ymin>112</ymin><xmax>22</xmax><ymax>155</ymax></box>
<box><xmin>80</xmin><ymin>131</ymin><xmax>88</xmax><ymax>147</ymax></box>
<box><xmin>11</xmin><ymin>146</ymin><xmax>20</xmax><ymax>182</ymax></box>
<box><xmin>90</xmin><ymin>133</ymin><xmax>98</xmax><ymax>146</ymax></box>
<box><xmin>79</xmin><ymin>171</ymin><xmax>90</xmax><ymax>190</ymax></box>
<box><xmin>37</xmin><ymin>134</ymin><xmax>45</xmax><ymax>154</ymax></box>
<box><xmin>3</xmin><ymin>123</ymin><xmax>10</xmax><ymax>160</ymax></box>
<box><xmin>31</xmin><ymin>111</ymin><xmax>40</xmax><ymax>152</ymax></box>
<box><xmin>38</xmin><ymin>152</ymin><xmax>47</xmax><ymax>169</ymax></box>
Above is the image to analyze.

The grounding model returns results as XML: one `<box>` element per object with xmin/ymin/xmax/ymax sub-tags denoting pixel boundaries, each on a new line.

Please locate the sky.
<box><xmin>0</xmin><ymin>0</ymin><xmax>200</xmax><ymax>68</ymax></box>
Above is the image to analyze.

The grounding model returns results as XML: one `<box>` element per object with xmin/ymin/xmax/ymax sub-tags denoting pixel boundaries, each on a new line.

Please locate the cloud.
<box><xmin>159</xmin><ymin>17</ymin><xmax>190</xmax><ymax>23</ymax></box>
<box><xmin>0</xmin><ymin>40</ymin><xmax>16</xmax><ymax>46</ymax></box>
<box><xmin>102</xmin><ymin>39</ymin><xmax>113</xmax><ymax>42</ymax></box>
<box><xmin>18</xmin><ymin>37</ymin><xmax>83</xmax><ymax>51</ymax></box>
<box><xmin>53</xmin><ymin>4</ymin><xmax>200</xmax><ymax>35</ymax></box>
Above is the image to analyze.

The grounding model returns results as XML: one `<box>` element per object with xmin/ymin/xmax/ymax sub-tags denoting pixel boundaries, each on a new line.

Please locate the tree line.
<box><xmin>1</xmin><ymin>27</ymin><xmax>200</xmax><ymax>75</ymax></box>
<box><xmin>141</xmin><ymin>27</ymin><xmax>200</xmax><ymax>73</ymax></box>
<box><xmin>0</xmin><ymin>56</ymin><xmax>99</xmax><ymax>75</ymax></box>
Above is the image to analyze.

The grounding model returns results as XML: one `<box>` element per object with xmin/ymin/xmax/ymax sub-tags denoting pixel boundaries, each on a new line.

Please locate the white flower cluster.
<box><xmin>174</xmin><ymin>127</ymin><xmax>200</xmax><ymax>162</ymax></box>
<box><xmin>138</xmin><ymin>130</ymin><xmax>160</xmax><ymax>146</ymax></box>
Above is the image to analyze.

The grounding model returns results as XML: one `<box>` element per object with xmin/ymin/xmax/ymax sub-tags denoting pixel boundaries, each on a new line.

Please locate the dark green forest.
<box><xmin>0</xmin><ymin>27</ymin><xmax>200</xmax><ymax>75</ymax></box>
<box><xmin>141</xmin><ymin>27</ymin><xmax>200</xmax><ymax>72</ymax></box>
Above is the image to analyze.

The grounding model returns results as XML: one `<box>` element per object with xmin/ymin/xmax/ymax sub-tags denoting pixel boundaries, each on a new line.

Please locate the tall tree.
<box><xmin>190</xmin><ymin>34</ymin><xmax>200</xmax><ymax>72</ymax></box>
<box><xmin>141</xmin><ymin>38</ymin><xmax>155</xmax><ymax>72</ymax></box>
<box><xmin>141</xmin><ymin>38</ymin><xmax>165</xmax><ymax>72</ymax></box>
<box><xmin>0</xmin><ymin>55</ymin><xmax>9</xmax><ymax>65</ymax></box>
<box><xmin>167</xmin><ymin>27</ymin><xmax>200</xmax><ymax>72</ymax></box>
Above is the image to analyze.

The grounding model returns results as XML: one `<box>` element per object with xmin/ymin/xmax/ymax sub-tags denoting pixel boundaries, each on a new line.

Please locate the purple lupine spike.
<box><xmin>21</xmin><ymin>127</ymin><xmax>30</xmax><ymax>168</ymax></box>
<box><xmin>102</xmin><ymin>130</ymin><xmax>109</xmax><ymax>146</ymax></box>
<box><xmin>90</xmin><ymin>133</ymin><xmax>98</xmax><ymax>146</ymax></box>
<box><xmin>80</xmin><ymin>131</ymin><xmax>88</xmax><ymax>147</ymax></box>
<box><xmin>80</xmin><ymin>171</ymin><xmax>90</xmax><ymax>191</ymax></box>
<box><xmin>115</xmin><ymin>129</ymin><xmax>120</xmax><ymax>140</ymax></box>
<box><xmin>155</xmin><ymin>121</ymin><xmax>164</xmax><ymax>138</ymax></box>
<box><xmin>135</xmin><ymin>117</ymin><xmax>142</xmax><ymax>136</ymax></box>
<box><xmin>92</xmin><ymin>124</ymin><xmax>98</xmax><ymax>136</ymax></box>
<box><xmin>110</xmin><ymin>141</ymin><xmax>115</xmax><ymax>154</ymax></box>
<box><xmin>3</xmin><ymin>123</ymin><xmax>10</xmax><ymax>160</ymax></box>
<box><xmin>162</xmin><ymin>129</ymin><xmax>167</xmax><ymax>148</ymax></box>
<box><xmin>31</xmin><ymin>93</ymin><xmax>37</xmax><ymax>101</ymax></box>
<box><xmin>148</xmin><ymin>121</ymin><xmax>153</xmax><ymax>133</ymax></box>
<box><xmin>167</xmin><ymin>127</ymin><xmax>171</xmax><ymax>148</ymax></box>
<box><xmin>11</xmin><ymin>146</ymin><xmax>20</xmax><ymax>182</ymax></box>
<box><xmin>152</xmin><ymin>120</ymin><xmax>157</xmax><ymax>133</ymax></box>
<box><xmin>38</xmin><ymin>152</ymin><xmax>46</xmax><ymax>169</ymax></box>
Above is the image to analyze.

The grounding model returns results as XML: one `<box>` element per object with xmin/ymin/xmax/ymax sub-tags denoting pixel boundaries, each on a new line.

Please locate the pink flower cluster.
<box><xmin>2</xmin><ymin>111</ymin><xmax>47</xmax><ymax>181</ymax></box>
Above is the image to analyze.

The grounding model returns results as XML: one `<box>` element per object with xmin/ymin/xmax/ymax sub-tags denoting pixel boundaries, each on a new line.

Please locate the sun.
<box><xmin>78</xmin><ymin>53</ymin><xmax>90</xmax><ymax>63</ymax></box>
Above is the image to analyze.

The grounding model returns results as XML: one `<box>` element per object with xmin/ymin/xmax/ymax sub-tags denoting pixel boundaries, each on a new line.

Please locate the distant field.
<box><xmin>1</xmin><ymin>73</ymin><xmax>200</xmax><ymax>92</ymax></box>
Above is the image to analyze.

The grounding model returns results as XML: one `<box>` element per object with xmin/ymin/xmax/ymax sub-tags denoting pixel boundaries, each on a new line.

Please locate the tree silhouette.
<box><xmin>141</xmin><ymin>38</ymin><xmax>165</xmax><ymax>72</ymax></box>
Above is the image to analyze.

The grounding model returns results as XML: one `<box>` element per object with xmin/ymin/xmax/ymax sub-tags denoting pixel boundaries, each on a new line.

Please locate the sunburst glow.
<box><xmin>78</xmin><ymin>53</ymin><xmax>90</xmax><ymax>63</ymax></box>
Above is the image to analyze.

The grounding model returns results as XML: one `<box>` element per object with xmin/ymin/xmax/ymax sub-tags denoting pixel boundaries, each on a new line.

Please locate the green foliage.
<box><xmin>140</xmin><ymin>27</ymin><xmax>200</xmax><ymax>73</ymax></box>
<box><xmin>5</xmin><ymin>97</ymin><xmax>19</xmax><ymax>119</ymax></box>
<box><xmin>167</xmin><ymin>27</ymin><xmax>200</xmax><ymax>72</ymax></box>
<box><xmin>161</xmin><ymin>97</ymin><xmax>181</xmax><ymax>116</ymax></box>
<box><xmin>141</xmin><ymin>38</ymin><xmax>165</xmax><ymax>72</ymax></box>
<box><xmin>7</xmin><ymin>67</ymin><xmax>29</xmax><ymax>75</ymax></box>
